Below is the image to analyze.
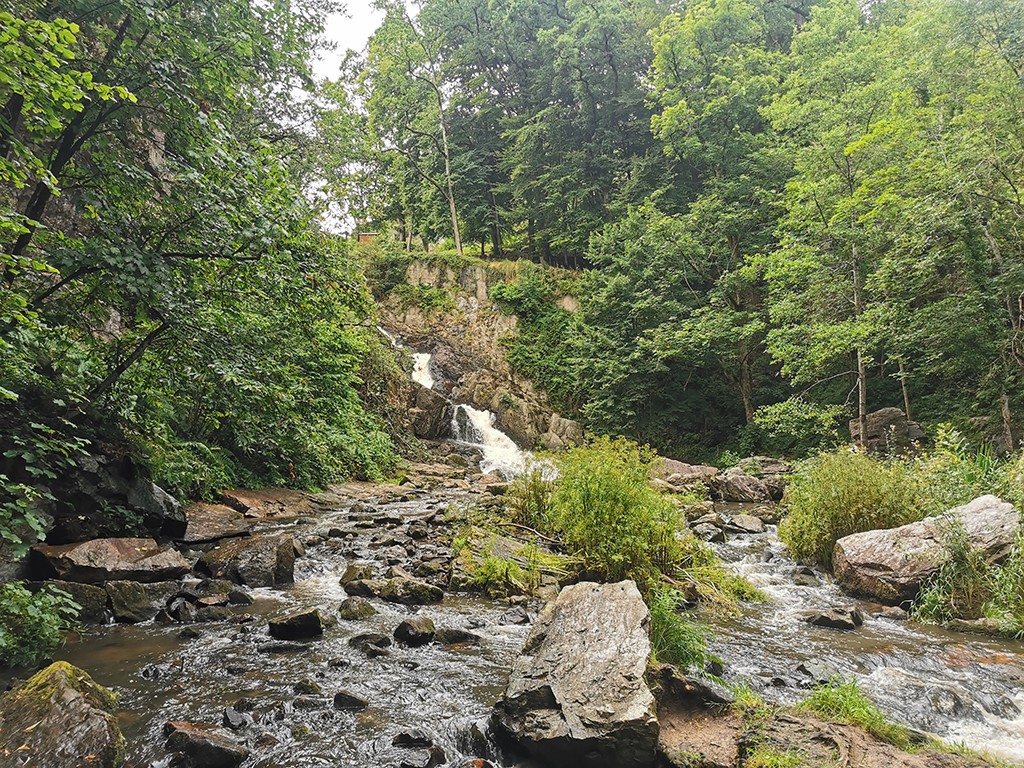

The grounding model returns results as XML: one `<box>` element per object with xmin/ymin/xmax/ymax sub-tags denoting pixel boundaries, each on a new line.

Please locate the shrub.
<box><xmin>912</xmin><ymin>518</ymin><xmax>993</xmax><ymax>623</ymax></box>
<box><xmin>545</xmin><ymin>436</ymin><xmax>682</xmax><ymax>585</ymax></box>
<box><xmin>779</xmin><ymin>449</ymin><xmax>920</xmax><ymax>567</ymax></box>
<box><xmin>506</xmin><ymin>465</ymin><xmax>554</xmax><ymax>529</ymax></box>
<box><xmin>0</xmin><ymin>582</ymin><xmax>80</xmax><ymax>668</ymax></box>
<box><xmin>799</xmin><ymin>679</ymin><xmax>911</xmax><ymax>749</ymax></box>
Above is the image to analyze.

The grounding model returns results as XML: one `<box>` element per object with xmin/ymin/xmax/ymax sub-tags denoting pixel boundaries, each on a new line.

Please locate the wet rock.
<box><xmin>849</xmin><ymin>407</ymin><xmax>926</xmax><ymax>454</ymax></box>
<box><xmin>456</xmin><ymin>760</ymin><xmax>495</xmax><ymax>768</ymax></box>
<box><xmin>31</xmin><ymin>537</ymin><xmax>191</xmax><ymax>584</ymax></box>
<box><xmin>196</xmin><ymin>592</ymin><xmax>230</xmax><ymax>607</ymax></box>
<box><xmin>344</xmin><ymin>576</ymin><xmax>444</xmax><ymax>605</ymax></box>
<box><xmin>400</xmin><ymin>746</ymin><xmax>447</xmax><ymax>768</ymax></box>
<box><xmin>258</xmin><ymin>641</ymin><xmax>310</xmax><ymax>653</ymax></box>
<box><xmin>349</xmin><ymin>632</ymin><xmax>392</xmax><ymax>657</ymax></box>
<box><xmin>294</xmin><ymin>678</ymin><xmax>322</xmax><ymax>695</ymax></box>
<box><xmin>141</xmin><ymin>662</ymin><xmax>174</xmax><ymax>680</ymax></box>
<box><xmin>219</xmin><ymin>488</ymin><xmax>313</xmax><ymax>518</ymax></box>
<box><xmin>494</xmin><ymin>580</ymin><xmax>658</xmax><ymax>768</ymax></box>
<box><xmin>222</xmin><ymin>706</ymin><xmax>252</xmax><ymax>730</ymax></box>
<box><xmin>394</xmin><ymin>616</ymin><xmax>436</xmax><ymax>646</ymax></box>
<box><xmin>692</xmin><ymin>523</ymin><xmax>725</xmax><ymax>543</ymax></box>
<box><xmin>179</xmin><ymin>502</ymin><xmax>251</xmax><ymax>543</ymax></box>
<box><xmin>268</xmin><ymin>608</ymin><xmax>324</xmax><ymax>640</ymax></box>
<box><xmin>435</xmin><ymin>627</ymin><xmax>481</xmax><ymax>645</ymax></box>
<box><xmin>339</xmin><ymin>562</ymin><xmax>374</xmax><ymax>584</ymax></box>
<box><xmin>650</xmin><ymin>664</ymin><xmax>734</xmax><ymax>706</ymax></box>
<box><xmin>712</xmin><ymin>468</ymin><xmax>771</xmax><ymax>503</ymax></box>
<box><xmin>228</xmin><ymin>588</ymin><xmax>254</xmax><ymax>606</ymax></box>
<box><xmin>0</xmin><ymin>661</ymin><xmax>124</xmax><ymax>768</ymax></box>
<box><xmin>41</xmin><ymin>579</ymin><xmax>109</xmax><ymax>623</ymax></box>
<box><xmin>410</xmin><ymin>383</ymin><xmax>455</xmax><ymax>439</ymax></box>
<box><xmin>726</xmin><ymin>513</ymin><xmax>765</xmax><ymax>534</ymax></box>
<box><xmin>333</xmin><ymin>690</ymin><xmax>369</xmax><ymax>710</ymax></box>
<box><xmin>338</xmin><ymin>596</ymin><xmax>377</xmax><ymax>620</ymax></box>
<box><xmin>394</xmin><ymin>728</ymin><xmax>434</xmax><ymax>748</ymax></box>
<box><xmin>799</xmin><ymin>607</ymin><xmax>864</xmax><ymax>630</ymax></box>
<box><xmin>833</xmin><ymin>495</ymin><xmax>1020</xmax><ymax>603</ymax></box>
<box><xmin>196</xmin><ymin>606</ymin><xmax>234</xmax><ymax>622</ymax></box>
<box><xmin>198</xmin><ymin>533</ymin><xmax>297</xmax><ymax>587</ymax></box>
<box><xmin>498</xmin><ymin>605</ymin><xmax>530</xmax><ymax>625</ymax></box>
<box><xmin>795</xmin><ymin>661</ymin><xmax>838</xmax><ymax>686</ymax></box>
<box><xmin>791</xmin><ymin>566</ymin><xmax>821</xmax><ymax>587</ymax></box>
<box><xmin>164</xmin><ymin>720</ymin><xmax>249</xmax><ymax>768</ymax></box>
<box><xmin>106</xmin><ymin>579</ymin><xmax>177</xmax><ymax>623</ymax></box>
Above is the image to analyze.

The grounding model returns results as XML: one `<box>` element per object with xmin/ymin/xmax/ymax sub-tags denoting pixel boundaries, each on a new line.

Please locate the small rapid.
<box><xmin>706</xmin><ymin>508</ymin><xmax>1024</xmax><ymax>762</ymax></box>
<box><xmin>450</xmin><ymin>403</ymin><xmax>528</xmax><ymax>479</ymax></box>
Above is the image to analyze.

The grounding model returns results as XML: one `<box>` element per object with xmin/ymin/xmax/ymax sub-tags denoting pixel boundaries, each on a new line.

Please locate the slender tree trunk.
<box><xmin>852</xmin><ymin>244</ymin><xmax>868</xmax><ymax>448</ymax></box>
<box><xmin>488</xmin><ymin>190</ymin><xmax>502</xmax><ymax>257</ymax></box>
<box><xmin>89</xmin><ymin>320</ymin><xmax>170</xmax><ymax>400</ymax></box>
<box><xmin>740</xmin><ymin>351</ymin><xmax>755</xmax><ymax>424</ymax></box>
<box><xmin>898</xmin><ymin>357</ymin><xmax>912</xmax><ymax>421</ymax></box>
<box><xmin>1001</xmin><ymin>387</ymin><xmax>1014</xmax><ymax>451</ymax></box>
<box><xmin>432</xmin><ymin>85</ymin><xmax>462</xmax><ymax>257</ymax></box>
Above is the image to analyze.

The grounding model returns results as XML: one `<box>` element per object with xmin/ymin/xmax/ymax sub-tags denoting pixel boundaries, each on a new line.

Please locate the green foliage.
<box><xmin>744</xmin><ymin>746</ymin><xmax>804</xmax><ymax>768</ymax></box>
<box><xmin>913</xmin><ymin>518</ymin><xmax>994</xmax><ymax>624</ymax></box>
<box><xmin>464</xmin><ymin>553</ymin><xmax>539</xmax><ymax>597</ymax></box>
<box><xmin>779</xmin><ymin>449</ymin><xmax>919</xmax><ymax>567</ymax></box>
<box><xmin>542</xmin><ymin>436</ymin><xmax>683</xmax><ymax>584</ymax></box>
<box><xmin>648</xmin><ymin>585</ymin><xmax>712</xmax><ymax>670</ymax></box>
<box><xmin>753</xmin><ymin>399</ymin><xmax>846</xmax><ymax>457</ymax></box>
<box><xmin>0</xmin><ymin>582</ymin><xmax>80</xmax><ymax>668</ymax></box>
<box><xmin>799</xmin><ymin>679</ymin><xmax>912</xmax><ymax>749</ymax></box>
<box><xmin>393</xmin><ymin>283</ymin><xmax>456</xmax><ymax>313</ymax></box>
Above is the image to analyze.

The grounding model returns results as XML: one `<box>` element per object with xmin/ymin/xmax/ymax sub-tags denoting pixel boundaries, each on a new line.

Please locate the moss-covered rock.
<box><xmin>0</xmin><ymin>661</ymin><xmax>125</xmax><ymax>767</ymax></box>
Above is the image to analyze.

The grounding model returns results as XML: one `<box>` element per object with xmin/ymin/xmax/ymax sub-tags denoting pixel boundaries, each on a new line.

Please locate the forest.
<box><xmin>2</xmin><ymin>1</ymin><xmax>1024</xmax><ymax>766</ymax></box>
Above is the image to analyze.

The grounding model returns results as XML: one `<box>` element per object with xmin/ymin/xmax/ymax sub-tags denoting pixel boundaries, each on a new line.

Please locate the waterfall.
<box><xmin>451</xmin><ymin>404</ymin><xmax>527</xmax><ymax>479</ymax></box>
<box><xmin>412</xmin><ymin>353</ymin><xmax>435</xmax><ymax>389</ymax></box>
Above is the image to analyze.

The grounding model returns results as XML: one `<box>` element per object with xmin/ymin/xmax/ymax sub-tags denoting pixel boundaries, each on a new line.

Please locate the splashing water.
<box><xmin>451</xmin><ymin>404</ymin><xmax>527</xmax><ymax>478</ymax></box>
<box><xmin>412</xmin><ymin>352</ymin><xmax>435</xmax><ymax>389</ymax></box>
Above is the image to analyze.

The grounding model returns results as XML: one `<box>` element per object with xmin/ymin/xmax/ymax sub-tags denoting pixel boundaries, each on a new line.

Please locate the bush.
<box><xmin>779</xmin><ymin>449</ymin><xmax>920</xmax><ymax>567</ymax></box>
<box><xmin>0</xmin><ymin>582</ymin><xmax>80</xmax><ymax>668</ymax></box>
<box><xmin>544</xmin><ymin>436</ymin><xmax>682</xmax><ymax>585</ymax></box>
<box><xmin>799</xmin><ymin>679</ymin><xmax>911</xmax><ymax>749</ymax></box>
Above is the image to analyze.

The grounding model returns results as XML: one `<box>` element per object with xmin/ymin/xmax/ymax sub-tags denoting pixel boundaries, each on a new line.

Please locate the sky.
<box><xmin>312</xmin><ymin>3</ymin><xmax>388</xmax><ymax>81</ymax></box>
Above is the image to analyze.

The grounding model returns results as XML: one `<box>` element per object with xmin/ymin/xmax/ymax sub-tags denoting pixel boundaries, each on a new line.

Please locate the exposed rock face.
<box><xmin>409</xmin><ymin>383</ymin><xmax>454</xmax><ymax>439</ymax></box>
<box><xmin>179</xmin><ymin>502</ymin><xmax>251</xmax><ymax>543</ymax></box>
<box><xmin>849</xmin><ymin>407</ymin><xmax>926</xmax><ymax>453</ymax></box>
<box><xmin>540</xmin><ymin>413</ymin><xmax>586</xmax><ymax>450</ymax></box>
<box><xmin>711</xmin><ymin>467</ymin><xmax>771</xmax><ymax>503</ymax></box>
<box><xmin>833</xmin><ymin>495</ymin><xmax>1020</xmax><ymax>603</ymax></box>
<box><xmin>41</xmin><ymin>448</ymin><xmax>185</xmax><ymax>543</ymax></box>
<box><xmin>31</xmin><ymin>537</ymin><xmax>191</xmax><ymax>584</ymax></box>
<box><xmin>198</xmin><ymin>533</ymin><xmax>297</xmax><ymax>587</ymax></box>
<box><xmin>494</xmin><ymin>580</ymin><xmax>659</xmax><ymax>768</ymax></box>
<box><xmin>0</xmin><ymin>661</ymin><xmax>125</xmax><ymax>768</ymax></box>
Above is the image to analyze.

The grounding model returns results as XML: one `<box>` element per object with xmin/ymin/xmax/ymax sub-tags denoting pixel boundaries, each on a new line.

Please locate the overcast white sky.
<box><xmin>312</xmin><ymin>3</ymin><xmax>387</xmax><ymax>80</ymax></box>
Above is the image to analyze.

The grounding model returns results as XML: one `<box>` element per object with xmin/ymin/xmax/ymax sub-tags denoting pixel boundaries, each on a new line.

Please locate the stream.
<box><xmin>9</xmin><ymin>338</ymin><xmax>1024</xmax><ymax>766</ymax></box>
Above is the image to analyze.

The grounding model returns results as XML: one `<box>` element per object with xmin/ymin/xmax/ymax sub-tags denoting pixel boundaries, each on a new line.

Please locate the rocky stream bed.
<box><xmin>2</xmin><ymin>450</ymin><xmax>1024</xmax><ymax>767</ymax></box>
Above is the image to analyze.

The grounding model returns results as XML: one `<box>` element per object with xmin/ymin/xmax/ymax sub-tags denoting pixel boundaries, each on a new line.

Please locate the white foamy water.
<box><xmin>451</xmin><ymin>403</ymin><xmax>527</xmax><ymax>478</ymax></box>
<box><xmin>412</xmin><ymin>352</ymin><xmax>435</xmax><ymax>389</ymax></box>
<box><xmin>945</xmin><ymin>691</ymin><xmax>1024</xmax><ymax>763</ymax></box>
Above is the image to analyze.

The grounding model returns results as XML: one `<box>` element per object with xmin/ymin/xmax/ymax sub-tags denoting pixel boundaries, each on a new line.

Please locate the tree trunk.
<box><xmin>432</xmin><ymin>84</ymin><xmax>462</xmax><ymax>257</ymax></box>
<box><xmin>852</xmin><ymin>244</ymin><xmax>867</xmax><ymax>448</ymax></box>
<box><xmin>1001</xmin><ymin>387</ymin><xmax>1014</xmax><ymax>451</ymax></box>
<box><xmin>898</xmin><ymin>357</ymin><xmax>912</xmax><ymax>421</ymax></box>
<box><xmin>740</xmin><ymin>351</ymin><xmax>755</xmax><ymax>424</ymax></box>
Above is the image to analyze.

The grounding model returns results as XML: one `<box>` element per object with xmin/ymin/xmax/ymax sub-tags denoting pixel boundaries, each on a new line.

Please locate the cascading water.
<box><xmin>412</xmin><ymin>352</ymin><xmax>435</xmax><ymax>389</ymax></box>
<box><xmin>380</xmin><ymin>332</ymin><xmax>531</xmax><ymax>479</ymax></box>
<box><xmin>707</xmin><ymin>511</ymin><xmax>1024</xmax><ymax>762</ymax></box>
<box><xmin>451</xmin><ymin>403</ymin><xmax>527</xmax><ymax>479</ymax></box>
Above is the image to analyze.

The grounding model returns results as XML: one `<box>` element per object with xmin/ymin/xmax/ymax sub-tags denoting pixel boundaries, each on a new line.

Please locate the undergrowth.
<box><xmin>0</xmin><ymin>582</ymin><xmax>80</xmax><ymax>668</ymax></box>
<box><xmin>799</xmin><ymin>679</ymin><xmax>912</xmax><ymax>750</ymax></box>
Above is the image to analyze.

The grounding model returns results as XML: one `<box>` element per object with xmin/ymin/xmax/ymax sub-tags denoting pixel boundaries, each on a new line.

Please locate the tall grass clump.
<box><xmin>648</xmin><ymin>586</ymin><xmax>712</xmax><ymax>670</ymax></box>
<box><xmin>779</xmin><ymin>449</ymin><xmax>919</xmax><ymax>567</ymax></box>
<box><xmin>799</xmin><ymin>679</ymin><xmax>912</xmax><ymax>749</ymax></box>
<box><xmin>543</xmin><ymin>435</ymin><xmax>682</xmax><ymax>584</ymax></box>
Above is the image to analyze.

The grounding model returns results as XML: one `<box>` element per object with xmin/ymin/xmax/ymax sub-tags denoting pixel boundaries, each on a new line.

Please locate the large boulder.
<box><xmin>106</xmin><ymin>580</ymin><xmax>177</xmax><ymax>623</ymax></box>
<box><xmin>30</xmin><ymin>538</ymin><xmax>191</xmax><ymax>584</ymax></box>
<box><xmin>178</xmin><ymin>502</ymin><xmax>251</xmax><ymax>544</ymax></box>
<box><xmin>493</xmin><ymin>580</ymin><xmax>659</xmax><ymax>768</ymax></box>
<box><xmin>540</xmin><ymin>414</ymin><xmax>585</xmax><ymax>450</ymax></box>
<box><xmin>164</xmin><ymin>721</ymin><xmax>248</xmax><ymax>767</ymax></box>
<box><xmin>409</xmin><ymin>383</ymin><xmax>454</xmax><ymax>440</ymax></box>
<box><xmin>834</xmin><ymin>495</ymin><xmax>1020</xmax><ymax>603</ymax></box>
<box><xmin>650</xmin><ymin>459</ymin><xmax>719</xmax><ymax>490</ymax></box>
<box><xmin>711</xmin><ymin>467</ymin><xmax>771</xmax><ymax>503</ymax></box>
<box><xmin>849</xmin><ymin>407</ymin><xmax>926</xmax><ymax>454</ymax></box>
<box><xmin>0</xmin><ymin>661</ymin><xmax>125</xmax><ymax>767</ymax></box>
<box><xmin>198</xmin><ymin>533</ymin><xmax>297</xmax><ymax>587</ymax></box>
<box><xmin>218</xmin><ymin>488</ymin><xmax>313</xmax><ymax>519</ymax></box>
<box><xmin>40</xmin><ymin>448</ymin><xmax>185</xmax><ymax>543</ymax></box>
